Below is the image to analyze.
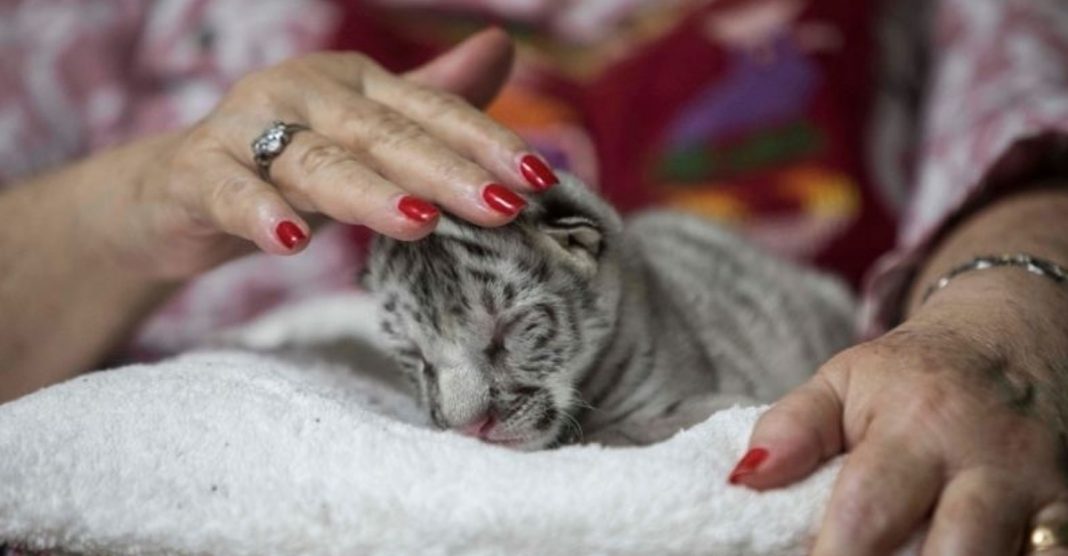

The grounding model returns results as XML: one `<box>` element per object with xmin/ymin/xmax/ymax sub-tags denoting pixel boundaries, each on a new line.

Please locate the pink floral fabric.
<box><xmin>1</xmin><ymin>0</ymin><xmax>1068</xmax><ymax>355</ymax></box>
<box><xmin>0</xmin><ymin>0</ymin><xmax>346</xmax><ymax>355</ymax></box>
<box><xmin>0</xmin><ymin>0</ymin><xmax>334</xmax><ymax>181</ymax></box>
<box><xmin>861</xmin><ymin>0</ymin><xmax>1068</xmax><ymax>333</ymax></box>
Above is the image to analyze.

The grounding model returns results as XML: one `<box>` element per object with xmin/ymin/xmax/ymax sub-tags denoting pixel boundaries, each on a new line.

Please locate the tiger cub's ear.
<box><xmin>540</xmin><ymin>215</ymin><xmax>603</xmax><ymax>262</ymax></box>
<box><xmin>528</xmin><ymin>171</ymin><xmax>618</xmax><ymax>276</ymax></box>
<box><xmin>535</xmin><ymin>185</ymin><xmax>606</xmax><ymax>276</ymax></box>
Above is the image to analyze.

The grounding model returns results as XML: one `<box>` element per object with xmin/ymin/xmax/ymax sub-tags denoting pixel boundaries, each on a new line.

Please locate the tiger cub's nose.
<box><xmin>458</xmin><ymin>413</ymin><xmax>497</xmax><ymax>439</ymax></box>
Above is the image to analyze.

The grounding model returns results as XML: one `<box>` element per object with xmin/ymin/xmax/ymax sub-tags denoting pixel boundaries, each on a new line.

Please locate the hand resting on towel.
<box><xmin>735</xmin><ymin>188</ymin><xmax>1068</xmax><ymax>556</ymax></box>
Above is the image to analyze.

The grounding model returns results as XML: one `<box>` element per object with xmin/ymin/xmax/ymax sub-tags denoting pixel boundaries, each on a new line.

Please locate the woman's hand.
<box><xmin>732</xmin><ymin>267</ymin><xmax>1068</xmax><ymax>555</ymax></box>
<box><xmin>103</xmin><ymin>27</ymin><xmax>556</xmax><ymax>279</ymax></box>
<box><xmin>0</xmin><ymin>27</ymin><xmax>554</xmax><ymax>401</ymax></box>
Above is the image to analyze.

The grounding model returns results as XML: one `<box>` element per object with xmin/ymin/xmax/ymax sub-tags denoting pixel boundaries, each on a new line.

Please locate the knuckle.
<box><xmin>495</xmin><ymin>128</ymin><xmax>529</xmax><ymax>153</ymax></box>
<box><xmin>331</xmin><ymin>181</ymin><xmax>379</xmax><ymax>225</ymax></box>
<box><xmin>765</xmin><ymin>389</ymin><xmax>817</xmax><ymax>422</ymax></box>
<box><xmin>814</xmin><ymin>350</ymin><xmax>859</xmax><ymax>387</ymax></box>
<box><xmin>418</xmin><ymin>88</ymin><xmax>527</xmax><ymax>150</ymax></box>
<box><xmin>1036</xmin><ymin>494</ymin><xmax>1068</xmax><ymax>522</ymax></box>
<box><xmin>890</xmin><ymin>382</ymin><xmax>983</xmax><ymax>450</ymax></box>
<box><xmin>281</xmin><ymin>56</ymin><xmax>333</xmax><ymax>85</ymax></box>
<box><xmin>228</xmin><ymin>70</ymin><xmax>276</xmax><ymax>107</ymax></box>
<box><xmin>295</xmin><ymin>143</ymin><xmax>353</xmax><ymax>177</ymax></box>
<box><xmin>183</xmin><ymin>123</ymin><xmax>216</xmax><ymax>146</ymax></box>
<box><xmin>942</xmin><ymin>490</ymin><xmax>995</xmax><ymax>525</ymax></box>
<box><xmin>301</xmin><ymin>51</ymin><xmax>374</xmax><ymax>88</ymax></box>
<box><xmin>431</xmin><ymin>153</ymin><xmax>484</xmax><ymax>184</ymax></box>
<box><xmin>210</xmin><ymin>175</ymin><xmax>254</xmax><ymax>208</ymax></box>
<box><xmin>373</xmin><ymin>109</ymin><xmax>416</xmax><ymax>136</ymax></box>
<box><xmin>414</xmin><ymin>87</ymin><xmax>468</xmax><ymax>112</ymax></box>
<box><xmin>283</xmin><ymin>53</ymin><xmax>322</xmax><ymax>72</ymax></box>
<box><xmin>205</xmin><ymin>176</ymin><xmax>259</xmax><ymax>229</ymax></box>
<box><xmin>821</xmin><ymin>343</ymin><xmax>871</xmax><ymax>373</ymax></box>
<box><xmin>903</xmin><ymin>382</ymin><xmax>954</xmax><ymax>419</ymax></box>
<box><xmin>892</xmin><ymin>383</ymin><xmax>967</xmax><ymax>440</ymax></box>
<box><xmin>297</xmin><ymin>160</ymin><xmax>379</xmax><ymax>223</ymax></box>
<box><xmin>343</xmin><ymin>173</ymin><xmax>377</xmax><ymax>204</ymax></box>
<box><xmin>169</xmin><ymin>147</ymin><xmax>199</xmax><ymax>176</ymax></box>
<box><xmin>998</xmin><ymin>422</ymin><xmax>1056</xmax><ymax>463</ymax></box>
<box><xmin>178</xmin><ymin>124</ymin><xmax>224</xmax><ymax>157</ymax></box>
<box><xmin>355</xmin><ymin>55</ymin><xmax>386</xmax><ymax>78</ymax></box>
<box><xmin>331</xmin><ymin>50</ymin><xmax>371</xmax><ymax>69</ymax></box>
<box><xmin>364</xmin><ymin>110</ymin><xmax>425</xmax><ymax>149</ymax></box>
<box><xmin>815</xmin><ymin>354</ymin><xmax>848</xmax><ymax>380</ymax></box>
<box><xmin>171</xmin><ymin>128</ymin><xmax>221</xmax><ymax>174</ymax></box>
<box><xmin>830</xmin><ymin>479</ymin><xmax>891</xmax><ymax>534</ymax></box>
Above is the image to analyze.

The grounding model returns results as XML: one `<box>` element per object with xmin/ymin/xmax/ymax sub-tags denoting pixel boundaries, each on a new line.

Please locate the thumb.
<box><xmin>404</xmin><ymin>27</ymin><xmax>515</xmax><ymax>109</ymax></box>
<box><xmin>728</xmin><ymin>372</ymin><xmax>846</xmax><ymax>490</ymax></box>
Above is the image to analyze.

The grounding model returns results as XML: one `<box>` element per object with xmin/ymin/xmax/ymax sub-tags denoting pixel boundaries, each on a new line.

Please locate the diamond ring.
<box><xmin>250</xmin><ymin>121</ymin><xmax>309</xmax><ymax>181</ymax></box>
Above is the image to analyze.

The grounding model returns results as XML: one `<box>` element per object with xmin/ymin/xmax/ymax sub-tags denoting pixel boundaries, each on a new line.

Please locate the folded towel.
<box><xmin>0</xmin><ymin>293</ymin><xmax>850</xmax><ymax>556</ymax></box>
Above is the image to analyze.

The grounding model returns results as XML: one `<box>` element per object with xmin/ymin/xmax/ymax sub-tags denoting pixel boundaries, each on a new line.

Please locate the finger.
<box><xmin>920</xmin><ymin>467</ymin><xmax>1031</xmax><ymax>556</ymax></box>
<box><xmin>189</xmin><ymin>152</ymin><xmax>311</xmax><ymax>254</ymax></box>
<box><xmin>308</xmin><ymin>94</ymin><xmax>529</xmax><ymax>226</ymax></box>
<box><xmin>373</xmin><ymin>69</ymin><xmax>557</xmax><ymax>193</ymax></box>
<box><xmin>730</xmin><ymin>372</ymin><xmax>844</xmax><ymax>489</ymax></box>
<box><xmin>813</xmin><ymin>439</ymin><xmax>943</xmax><ymax>556</ymax></box>
<box><xmin>404</xmin><ymin>27</ymin><xmax>515</xmax><ymax>109</ymax></box>
<box><xmin>310</xmin><ymin>50</ymin><xmax>557</xmax><ymax>194</ymax></box>
<box><xmin>1028</xmin><ymin>495</ymin><xmax>1068</xmax><ymax>556</ymax></box>
<box><xmin>268</xmin><ymin>130</ymin><xmax>440</xmax><ymax>241</ymax></box>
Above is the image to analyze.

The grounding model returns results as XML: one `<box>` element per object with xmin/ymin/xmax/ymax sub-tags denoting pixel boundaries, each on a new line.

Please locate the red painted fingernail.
<box><xmin>482</xmin><ymin>184</ymin><xmax>527</xmax><ymax>215</ymax></box>
<box><xmin>519</xmin><ymin>154</ymin><xmax>559</xmax><ymax>191</ymax></box>
<box><xmin>728</xmin><ymin>448</ymin><xmax>769</xmax><ymax>484</ymax></box>
<box><xmin>276</xmin><ymin>220</ymin><xmax>306</xmax><ymax>250</ymax></box>
<box><xmin>398</xmin><ymin>195</ymin><xmax>439</xmax><ymax>224</ymax></box>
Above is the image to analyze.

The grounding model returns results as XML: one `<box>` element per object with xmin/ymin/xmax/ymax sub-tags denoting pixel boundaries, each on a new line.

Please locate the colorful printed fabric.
<box><xmin>1</xmin><ymin>0</ymin><xmax>1067</xmax><ymax>356</ymax></box>
<box><xmin>338</xmin><ymin>0</ymin><xmax>893</xmax><ymax>281</ymax></box>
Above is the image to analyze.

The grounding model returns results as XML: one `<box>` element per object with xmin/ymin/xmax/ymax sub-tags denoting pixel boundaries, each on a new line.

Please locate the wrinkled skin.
<box><xmin>736</xmin><ymin>189</ymin><xmax>1068</xmax><ymax>556</ymax></box>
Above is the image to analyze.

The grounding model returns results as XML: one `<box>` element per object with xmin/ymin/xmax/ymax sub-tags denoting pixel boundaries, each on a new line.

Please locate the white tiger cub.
<box><xmin>364</xmin><ymin>174</ymin><xmax>855</xmax><ymax>449</ymax></box>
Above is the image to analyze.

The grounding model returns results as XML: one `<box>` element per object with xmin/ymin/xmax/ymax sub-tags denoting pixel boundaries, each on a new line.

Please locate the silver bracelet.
<box><xmin>922</xmin><ymin>253</ymin><xmax>1068</xmax><ymax>303</ymax></box>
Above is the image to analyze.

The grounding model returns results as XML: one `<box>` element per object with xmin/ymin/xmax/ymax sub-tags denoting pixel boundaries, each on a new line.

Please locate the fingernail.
<box><xmin>728</xmin><ymin>448</ymin><xmax>769</xmax><ymax>484</ymax></box>
<box><xmin>482</xmin><ymin>183</ymin><xmax>527</xmax><ymax>215</ymax></box>
<box><xmin>276</xmin><ymin>220</ymin><xmax>306</xmax><ymax>250</ymax></box>
<box><xmin>398</xmin><ymin>195</ymin><xmax>439</xmax><ymax>224</ymax></box>
<box><xmin>519</xmin><ymin>154</ymin><xmax>559</xmax><ymax>191</ymax></box>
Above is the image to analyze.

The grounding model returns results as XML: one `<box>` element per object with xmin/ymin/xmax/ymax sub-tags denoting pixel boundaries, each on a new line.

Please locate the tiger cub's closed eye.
<box><xmin>484</xmin><ymin>313</ymin><xmax>528</xmax><ymax>363</ymax></box>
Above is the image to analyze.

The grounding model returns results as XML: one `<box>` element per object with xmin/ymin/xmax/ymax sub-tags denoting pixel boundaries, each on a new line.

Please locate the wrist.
<box><xmin>75</xmin><ymin>132</ymin><xmax>186</xmax><ymax>279</ymax></box>
<box><xmin>919</xmin><ymin>254</ymin><xmax>1067</xmax><ymax>305</ymax></box>
<box><xmin>909</xmin><ymin>267</ymin><xmax>1068</xmax><ymax>371</ymax></box>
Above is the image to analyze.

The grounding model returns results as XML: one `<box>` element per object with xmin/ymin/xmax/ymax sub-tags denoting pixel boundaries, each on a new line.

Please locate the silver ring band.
<box><xmin>251</xmin><ymin>121</ymin><xmax>309</xmax><ymax>181</ymax></box>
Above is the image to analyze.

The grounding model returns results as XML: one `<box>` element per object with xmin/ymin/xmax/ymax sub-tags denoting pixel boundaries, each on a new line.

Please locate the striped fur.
<box><xmin>365</xmin><ymin>174</ymin><xmax>855</xmax><ymax>449</ymax></box>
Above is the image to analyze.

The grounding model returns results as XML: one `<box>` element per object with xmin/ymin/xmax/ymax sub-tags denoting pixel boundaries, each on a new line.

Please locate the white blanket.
<box><xmin>0</xmin><ymin>293</ymin><xmax>847</xmax><ymax>556</ymax></box>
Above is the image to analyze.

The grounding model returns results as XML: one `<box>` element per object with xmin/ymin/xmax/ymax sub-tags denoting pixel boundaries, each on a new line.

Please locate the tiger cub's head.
<box><xmin>365</xmin><ymin>173</ymin><xmax>624</xmax><ymax>450</ymax></box>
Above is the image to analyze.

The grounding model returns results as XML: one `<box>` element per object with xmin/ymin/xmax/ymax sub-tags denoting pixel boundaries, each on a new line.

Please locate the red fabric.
<box><xmin>331</xmin><ymin>0</ymin><xmax>895</xmax><ymax>286</ymax></box>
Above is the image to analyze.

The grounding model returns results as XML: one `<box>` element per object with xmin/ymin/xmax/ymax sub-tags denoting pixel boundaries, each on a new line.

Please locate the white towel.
<box><xmin>0</xmin><ymin>293</ymin><xmax>850</xmax><ymax>556</ymax></box>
